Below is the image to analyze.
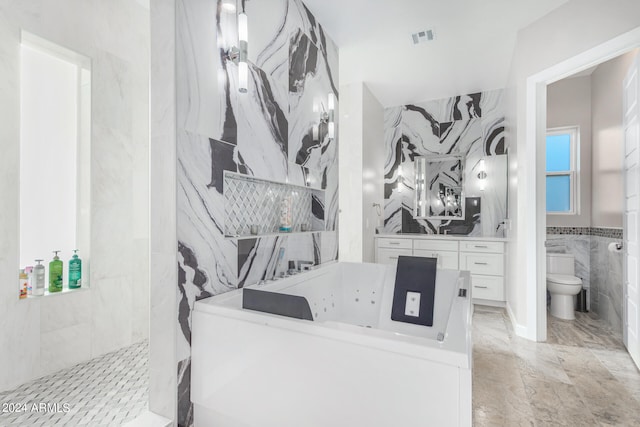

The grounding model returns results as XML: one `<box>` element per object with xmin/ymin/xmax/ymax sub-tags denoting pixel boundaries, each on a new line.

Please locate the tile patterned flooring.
<box><xmin>0</xmin><ymin>341</ymin><xmax>148</xmax><ymax>426</ymax></box>
<box><xmin>1</xmin><ymin>310</ymin><xmax>638</xmax><ymax>426</ymax></box>
<box><xmin>473</xmin><ymin>306</ymin><xmax>640</xmax><ymax>426</ymax></box>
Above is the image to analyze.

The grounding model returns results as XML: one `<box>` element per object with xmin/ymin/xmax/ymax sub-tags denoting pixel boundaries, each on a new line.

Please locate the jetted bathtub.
<box><xmin>191</xmin><ymin>261</ymin><xmax>472</xmax><ymax>427</ymax></box>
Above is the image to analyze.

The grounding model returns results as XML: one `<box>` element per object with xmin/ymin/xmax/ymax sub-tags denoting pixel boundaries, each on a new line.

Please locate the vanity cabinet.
<box><xmin>413</xmin><ymin>239</ymin><xmax>459</xmax><ymax>269</ymax></box>
<box><xmin>376</xmin><ymin>238</ymin><xmax>413</xmax><ymax>264</ymax></box>
<box><xmin>375</xmin><ymin>236</ymin><xmax>506</xmax><ymax>303</ymax></box>
<box><xmin>459</xmin><ymin>242</ymin><xmax>505</xmax><ymax>302</ymax></box>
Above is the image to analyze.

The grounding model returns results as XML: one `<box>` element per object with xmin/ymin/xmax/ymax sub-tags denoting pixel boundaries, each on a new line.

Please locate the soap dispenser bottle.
<box><xmin>279</xmin><ymin>194</ymin><xmax>292</xmax><ymax>232</ymax></box>
<box><xmin>69</xmin><ymin>250</ymin><xmax>82</xmax><ymax>289</ymax></box>
<box><xmin>19</xmin><ymin>269</ymin><xmax>28</xmax><ymax>299</ymax></box>
<box><xmin>33</xmin><ymin>259</ymin><xmax>45</xmax><ymax>296</ymax></box>
<box><xmin>49</xmin><ymin>251</ymin><xmax>63</xmax><ymax>293</ymax></box>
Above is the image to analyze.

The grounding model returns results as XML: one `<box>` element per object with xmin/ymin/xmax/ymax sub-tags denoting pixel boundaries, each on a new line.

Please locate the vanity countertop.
<box><xmin>375</xmin><ymin>233</ymin><xmax>508</xmax><ymax>242</ymax></box>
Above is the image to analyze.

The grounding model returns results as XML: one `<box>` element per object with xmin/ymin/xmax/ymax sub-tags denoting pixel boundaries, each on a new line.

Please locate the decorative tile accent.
<box><xmin>546</xmin><ymin>226</ymin><xmax>592</xmax><ymax>235</ymax></box>
<box><xmin>0</xmin><ymin>341</ymin><xmax>147</xmax><ymax>426</ymax></box>
<box><xmin>546</xmin><ymin>227</ymin><xmax>623</xmax><ymax>239</ymax></box>
<box><xmin>590</xmin><ymin>227</ymin><xmax>623</xmax><ymax>239</ymax></box>
<box><xmin>224</xmin><ymin>172</ymin><xmax>322</xmax><ymax>236</ymax></box>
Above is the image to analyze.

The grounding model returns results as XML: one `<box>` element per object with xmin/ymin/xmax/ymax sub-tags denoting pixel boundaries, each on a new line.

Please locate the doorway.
<box><xmin>528</xmin><ymin>27</ymin><xmax>640</xmax><ymax>369</ymax></box>
<box><xmin>544</xmin><ymin>51</ymin><xmax>638</xmax><ymax>344</ymax></box>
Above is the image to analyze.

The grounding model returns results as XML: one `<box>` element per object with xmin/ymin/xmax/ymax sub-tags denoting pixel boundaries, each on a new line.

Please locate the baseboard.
<box><xmin>506</xmin><ymin>302</ymin><xmax>528</xmax><ymax>338</ymax></box>
<box><xmin>473</xmin><ymin>299</ymin><xmax>506</xmax><ymax>308</ymax></box>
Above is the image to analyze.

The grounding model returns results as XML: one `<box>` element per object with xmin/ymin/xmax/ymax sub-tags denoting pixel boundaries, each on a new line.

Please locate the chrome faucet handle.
<box><xmin>297</xmin><ymin>260</ymin><xmax>314</xmax><ymax>271</ymax></box>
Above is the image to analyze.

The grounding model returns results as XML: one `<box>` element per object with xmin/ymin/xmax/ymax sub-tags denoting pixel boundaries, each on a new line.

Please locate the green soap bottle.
<box><xmin>49</xmin><ymin>250</ymin><xmax>63</xmax><ymax>293</ymax></box>
<box><xmin>69</xmin><ymin>250</ymin><xmax>82</xmax><ymax>289</ymax></box>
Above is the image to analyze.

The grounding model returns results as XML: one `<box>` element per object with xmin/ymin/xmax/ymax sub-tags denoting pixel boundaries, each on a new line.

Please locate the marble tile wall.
<box><xmin>383</xmin><ymin>90</ymin><xmax>507</xmax><ymax>236</ymax></box>
<box><xmin>545</xmin><ymin>227</ymin><xmax>623</xmax><ymax>333</ymax></box>
<box><xmin>590</xmin><ymin>235</ymin><xmax>624</xmax><ymax>334</ymax></box>
<box><xmin>175</xmin><ymin>1</ymin><xmax>338</xmax><ymax>425</ymax></box>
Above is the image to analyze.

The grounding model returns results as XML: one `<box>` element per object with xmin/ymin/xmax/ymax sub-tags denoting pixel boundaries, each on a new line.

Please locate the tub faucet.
<box><xmin>297</xmin><ymin>260</ymin><xmax>314</xmax><ymax>271</ymax></box>
<box><xmin>262</xmin><ymin>248</ymin><xmax>286</xmax><ymax>283</ymax></box>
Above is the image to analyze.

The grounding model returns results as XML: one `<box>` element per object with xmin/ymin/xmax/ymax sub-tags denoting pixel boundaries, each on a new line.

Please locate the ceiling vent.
<box><xmin>412</xmin><ymin>29</ymin><xmax>436</xmax><ymax>45</ymax></box>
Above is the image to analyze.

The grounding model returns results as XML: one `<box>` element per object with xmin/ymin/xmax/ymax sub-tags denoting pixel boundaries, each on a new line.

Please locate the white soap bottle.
<box><xmin>33</xmin><ymin>259</ymin><xmax>45</xmax><ymax>296</ymax></box>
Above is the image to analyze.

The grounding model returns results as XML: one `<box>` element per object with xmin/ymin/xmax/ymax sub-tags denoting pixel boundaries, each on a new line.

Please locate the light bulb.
<box><xmin>238</xmin><ymin>61</ymin><xmax>248</xmax><ymax>93</ymax></box>
<box><xmin>221</xmin><ymin>2</ymin><xmax>236</xmax><ymax>12</ymax></box>
<box><xmin>328</xmin><ymin>121</ymin><xmax>335</xmax><ymax>139</ymax></box>
<box><xmin>238</xmin><ymin>12</ymin><xmax>248</xmax><ymax>43</ymax></box>
<box><xmin>328</xmin><ymin>93</ymin><xmax>335</xmax><ymax>111</ymax></box>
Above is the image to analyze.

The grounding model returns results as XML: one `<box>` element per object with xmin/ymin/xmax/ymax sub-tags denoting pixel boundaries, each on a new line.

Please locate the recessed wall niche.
<box><xmin>224</xmin><ymin>172</ymin><xmax>325</xmax><ymax>237</ymax></box>
<box><xmin>19</xmin><ymin>31</ymin><xmax>91</xmax><ymax>291</ymax></box>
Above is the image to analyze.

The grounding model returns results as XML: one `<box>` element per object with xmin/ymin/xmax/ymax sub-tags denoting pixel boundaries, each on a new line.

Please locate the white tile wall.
<box><xmin>0</xmin><ymin>0</ymin><xmax>149</xmax><ymax>392</ymax></box>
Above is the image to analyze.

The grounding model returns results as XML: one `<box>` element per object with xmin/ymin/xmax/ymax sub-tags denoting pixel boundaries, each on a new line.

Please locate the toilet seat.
<box><xmin>547</xmin><ymin>274</ymin><xmax>582</xmax><ymax>285</ymax></box>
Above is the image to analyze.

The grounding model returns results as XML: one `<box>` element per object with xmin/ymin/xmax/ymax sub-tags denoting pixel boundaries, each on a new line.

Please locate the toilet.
<box><xmin>546</xmin><ymin>253</ymin><xmax>583</xmax><ymax>320</ymax></box>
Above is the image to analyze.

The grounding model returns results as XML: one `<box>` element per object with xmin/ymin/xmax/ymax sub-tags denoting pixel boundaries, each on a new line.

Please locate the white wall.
<box><xmin>592</xmin><ymin>49</ymin><xmax>640</xmax><ymax>227</ymax></box>
<box><xmin>505</xmin><ymin>0</ymin><xmax>640</xmax><ymax>339</ymax></box>
<box><xmin>546</xmin><ymin>76</ymin><xmax>592</xmax><ymax>227</ymax></box>
<box><xmin>338</xmin><ymin>83</ymin><xmax>364</xmax><ymax>262</ymax></box>
<box><xmin>338</xmin><ymin>82</ymin><xmax>384</xmax><ymax>263</ymax></box>
<box><xmin>149</xmin><ymin>0</ymin><xmax>178</xmax><ymax>420</ymax></box>
<box><xmin>362</xmin><ymin>84</ymin><xmax>384</xmax><ymax>263</ymax></box>
<box><xmin>0</xmin><ymin>0</ymin><xmax>149</xmax><ymax>391</ymax></box>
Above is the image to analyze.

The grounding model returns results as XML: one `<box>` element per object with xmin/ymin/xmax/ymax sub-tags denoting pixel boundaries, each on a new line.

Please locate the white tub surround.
<box><xmin>375</xmin><ymin>234</ymin><xmax>507</xmax><ymax>304</ymax></box>
<box><xmin>191</xmin><ymin>262</ymin><xmax>472</xmax><ymax>427</ymax></box>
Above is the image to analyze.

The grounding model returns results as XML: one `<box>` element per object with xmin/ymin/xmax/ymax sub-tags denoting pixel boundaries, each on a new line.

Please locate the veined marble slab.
<box><xmin>382</xmin><ymin>90</ymin><xmax>507</xmax><ymax>237</ymax></box>
<box><xmin>176</xmin><ymin>1</ymin><xmax>339</xmax><ymax>425</ymax></box>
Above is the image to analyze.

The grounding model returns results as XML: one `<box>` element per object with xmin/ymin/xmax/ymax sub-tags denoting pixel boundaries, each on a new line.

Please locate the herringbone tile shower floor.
<box><xmin>0</xmin><ymin>341</ymin><xmax>148</xmax><ymax>426</ymax></box>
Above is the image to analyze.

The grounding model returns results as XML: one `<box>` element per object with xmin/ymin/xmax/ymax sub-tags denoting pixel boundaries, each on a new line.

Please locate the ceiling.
<box><xmin>302</xmin><ymin>0</ymin><xmax>570</xmax><ymax>107</ymax></box>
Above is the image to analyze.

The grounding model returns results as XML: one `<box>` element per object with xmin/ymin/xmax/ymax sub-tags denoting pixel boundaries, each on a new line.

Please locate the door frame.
<box><xmin>527</xmin><ymin>27</ymin><xmax>640</xmax><ymax>342</ymax></box>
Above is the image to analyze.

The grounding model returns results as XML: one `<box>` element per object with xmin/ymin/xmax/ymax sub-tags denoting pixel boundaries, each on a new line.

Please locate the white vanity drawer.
<box><xmin>470</xmin><ymin>275</ymin><xmax>505</xmax><ymax>301</ymax></box>
<box><xmin>459</xmin><ymin>241</ymin><xmax>504</xmax><ymax>253</ymax></box>
<box><xmin>413</xmin><ymin>249</ymin><xmax>459</xmax><ymax>269</ymax></box>
<box><xmin>376</xmin><ymin>248</ymin><xmax>413</xmax><ymax>265</ymax></box>
<box><xmin>459</xmin><ymin>252</ymin><xmax>504</xmax><ymax>276</ymax></box>
<box><xmin>413</xmin><ymin>239</ymin><xmax>459</xmax><ymax>252</ymax></box>
<box><xmin>377</xmin><ymin>238</ymin><xmax>413</xmax><ymax>250</ymax></box>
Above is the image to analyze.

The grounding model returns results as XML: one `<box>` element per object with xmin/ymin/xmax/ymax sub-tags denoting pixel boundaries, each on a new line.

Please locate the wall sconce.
<box><xmin>224</xmin><ymin>0</ymin><xmax>249</xmax><ymax>93</ymax></box>
<box><xmin>312</xmin><ymin>93</ymin><xmax>336</xmax><ymax>141</ymax></box>
<box><xmin>477</xmin><ymin>158</ymin><xmax>487</xmax><ymax>191</ymax></box>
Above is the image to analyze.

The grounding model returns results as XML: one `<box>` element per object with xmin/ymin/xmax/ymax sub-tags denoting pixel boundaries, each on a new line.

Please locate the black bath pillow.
<box><xmin>391</xmin><ymin>256</ymin><xmax>437</xmax><ymax>327</ymax></box>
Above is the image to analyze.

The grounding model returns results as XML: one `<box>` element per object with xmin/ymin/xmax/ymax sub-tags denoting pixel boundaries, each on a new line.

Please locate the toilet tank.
<box><xmin>546</xmin><ymin>253</ymin><xmax>575</xmax><ymax>275</ymax></box>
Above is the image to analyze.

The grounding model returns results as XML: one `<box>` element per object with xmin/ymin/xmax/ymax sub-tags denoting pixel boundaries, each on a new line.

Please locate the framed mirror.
<box><xmin>415</xmin><ymin>155</ymin><xmax>464</xmax><ymax>219</ymax></box>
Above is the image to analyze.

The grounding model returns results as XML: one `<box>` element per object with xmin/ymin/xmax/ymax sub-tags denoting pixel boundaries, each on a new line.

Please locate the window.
<box><xmin>19</xmin><ymin>32</ymin><xmax>91</xmax><ymax>289</ymax></box>
<box><xmin>546</xmin><ymin>127</ymin><xmax>578</xmax><ymax>214</ymax></box>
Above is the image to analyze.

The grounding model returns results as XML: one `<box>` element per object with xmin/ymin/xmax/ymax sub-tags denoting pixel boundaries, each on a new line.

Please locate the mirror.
<box><xmin>415</xmin><ymin>155</ymin><xmax>464</xmax><ymax>219</ymax></box>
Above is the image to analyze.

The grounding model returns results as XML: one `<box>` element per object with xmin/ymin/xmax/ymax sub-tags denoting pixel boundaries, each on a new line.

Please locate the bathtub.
<box><xmin>191</xmin><ymin>261</ymin><xmax>472</xmax><ymax>427</ymax></box>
